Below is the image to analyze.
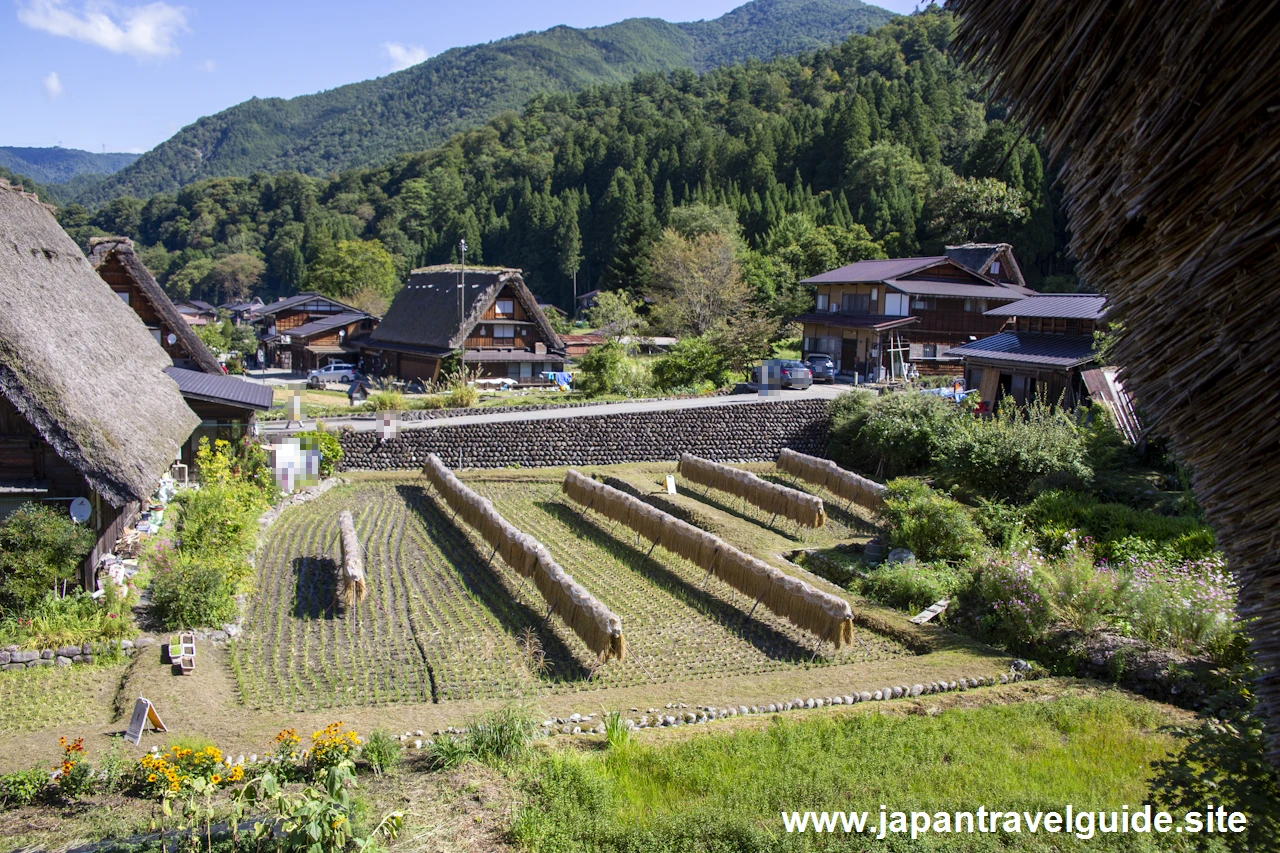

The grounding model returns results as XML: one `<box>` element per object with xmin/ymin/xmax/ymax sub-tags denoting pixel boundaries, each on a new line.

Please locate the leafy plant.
<box><xmin>651</xmin><ymin>335</ymin><xmax>727</xmax><ymax>390</ymax></box>
<box><xmin>827</xmin><ymin>390</ymin><xmax>956</xmax><ymax>478</ymax></box>
<box><xmin>367</xmin><ymin>389</ymin><xmax>405</xmax><ymax>411</ymax></box>
<box><xmin>148</xmin><ymin>548</ymin><xmax>245</xmax><ymax>629</ymax></box>
<box><xmin>296</xmin><ymin>429</ymin><xmax>344</xmax><ymax>479</ymax></box>
<box><xmin>0</xmin><ymin>767</ymin><xmax>47</xmax><ymax>808</ymax></box>
<box><xmin>576</xmin><ymin>340</ymin><xmax>628</xmax><ymax>397</ymax></box>
<box><xmin>935</xmin><ymin>397</ymin><xmax>1093</xmax><ymax>503</ymax></box>
<box><xmin>248</xmin><ymin>761</ymin><xmax>402</xmax><ymax>852</ymax></box>
<box><xmin>362</xmin><ymin>728</ymin><xmax>401</xmax><ymax>776</ymax></box>
<box><xmin>0</xmin><ymin>502</ymin><xmax>95</xmax><ymax>613</ymax></box>
<box><xmin>857</xmin><ymin>561</ymin><xmax>966</xmax><ymax>613</ymax></box>
<box><xmin>53</xmin><ymin>736</ymin><xmax>93</xmax><ymax>800</ymax></box>
<box><xmin>958</xmin><ymin>552</ymin><xmax>1051</xmax><ymax>647</ymax></box>
<box><xmin>881</xmin><ymin>479</ymin><xmax>984</xmax><ymax>563</ymax></box>
<box><xmin>309</xmin><ymin>722</ymin><xmax>362</xmax><ymax>773</ymax></box>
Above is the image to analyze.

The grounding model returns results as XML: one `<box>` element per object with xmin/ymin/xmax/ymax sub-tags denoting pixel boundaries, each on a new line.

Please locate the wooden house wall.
<box><xmin>1013</xmin><ymin>317</ymin><xmax>1098</xmax><ymax>335</ymax></box>
<box><xmin>97</xmin><ymin>255</ymin><xmax>191</xmax><ymax>364</ymax></box>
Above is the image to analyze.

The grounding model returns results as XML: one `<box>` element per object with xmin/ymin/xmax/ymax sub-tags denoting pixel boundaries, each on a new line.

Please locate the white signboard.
<box><xmin>124</xmin><ymin>697</ymin><xmax>167</xmax><ymax>745</ymax></box>
<box><xmin>665</xmin><ymin>475</ymin><xmax>677</xmax><ymax>495</ymax></box>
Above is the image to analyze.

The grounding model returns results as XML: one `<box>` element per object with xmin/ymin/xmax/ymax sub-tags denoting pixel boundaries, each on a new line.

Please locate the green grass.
<box><xmin>513</xmin><ymin>693</ymin><xmax>1182</xmax><ymax>851</ymax></box>
<box><xmin>0</xmin><ymin>662</ymin><xmax>124</xmax><ymax>734</ymax></box>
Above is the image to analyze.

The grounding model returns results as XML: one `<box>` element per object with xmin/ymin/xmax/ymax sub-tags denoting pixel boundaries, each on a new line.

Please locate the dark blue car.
<box><xmin>804</xmin><ymin>353</ymin><xmax>837</xmax><ymax>384</ymax></box>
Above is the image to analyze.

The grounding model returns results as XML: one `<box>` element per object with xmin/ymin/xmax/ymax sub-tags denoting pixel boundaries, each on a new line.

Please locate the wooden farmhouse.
<box><xmin>0</xmin><ymin>183</ymin><xmax>199</xmax><ymax>584</ymax></box>
<box><xmin>796</xmin><ymin>254</ymin><xmax>1032</xmax><ymax>379</ymax></box>
<box><xmin>88</xmin><ymin>236</ymin><xmax>272</xmax><ymax>465</ymax></box>
<box><xmin>88</xmin><ymin>237</ymin><xmax>224</xmax><ymax>374</ymax></box>
<box><xmin>363</xmin><ymin>266</ymin><xmax>567</xmax><ymax>384</ymax></box>
<box><xmin>255</xmin><ymin>293</ymin><xmax>377</xmax><ymax>372</ymax></box>
<box><xmin>949</xmin><ymin>293</ymin><xmax>1107</xmax><ymax>407</ymax></box>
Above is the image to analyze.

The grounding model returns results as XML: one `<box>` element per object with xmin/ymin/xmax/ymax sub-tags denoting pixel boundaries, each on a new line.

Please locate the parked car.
<box><xmin>751</xmin><ymin>360</ymin><xmax>813</xmax><ymax>390</ymax></box>
<box><xmin>307</xmin><ymin>362</ymin><xmax>357</xmax><ymax>384</ymax></box>
<box><xmin>804</xmin><ymin>353</ymin><xmax>836</xmax><ymax>384</ymax></box>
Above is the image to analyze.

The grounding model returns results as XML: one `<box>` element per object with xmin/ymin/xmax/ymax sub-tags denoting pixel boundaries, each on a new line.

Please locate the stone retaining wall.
<box><xmin>0</xmin><ymin>638</ymin><xmax>151</xmax><ymax>670</ymax></box>
<box><xmin>338</xmin><ymin>399</ymin><xmax>830</xmax><ymax>471</ymax></box>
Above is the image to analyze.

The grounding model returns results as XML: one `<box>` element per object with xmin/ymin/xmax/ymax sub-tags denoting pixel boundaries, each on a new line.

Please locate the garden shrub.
<box><xmin>972</xmin><ymin>498</ymin><xmax>1028</xmax><ymax>551</ymax></box>
<box><xmin>295</xmin><ymin>429</ymin><xmax>343</xmax><ymax>478</ymax></box>
<box><xmin>1039</xmin><ymin>542</ymin><xmax>1124</xmax><ymax>635</ymax></box>
<box><xmin>577</xmin><ymin>340</ymin><xmax>627</xmax><ymax>396</ymax></box>
<box><xmin>0</xmin><ymin>502</ymin><xmax>95</xmax><ymax>613</ymax></box>
<box><xmin>881</xmin><ymin>479</ymin><xmax>984</xmax><ymax>563</ymax></box>
<box><xmin>173</xmin><ymin>481</ymin><xmax>263</xmax><ymax>557</ymax></box>
<box><xmin>148</xmin><ymin>549</ymin><xmax>246</xmax><ymax>629</ymax></box>
<box><xmin>959</xmin><ymin>552</ymin><xmax>1051</xmax><ymax>647</ymax></box>
<box><xmin>444</xmin><ymin>382</ymin><xmax>479</xmax><ymax>408</ymax></box>
<box><xmin>1025</xmin><ymin>491</ymin><xmax>1216</xmax><ymax>562</ymax></box>
<box><xmin>651</xmin><ymin>336</ymin><xmax>727</xmax><ymax>390</ymax></box>
<box><xmin>1118</xmin><ymin>552</ymin><xmax>1238</xmax><ymax>655</ymax></box>
<box><xmin>935</xmin><ymin>398</ymin><xmax>1092</xmax><ymax>502</ymax></box>
<box><xmin>828</xmin><ymin>390</ymin><xmax>956</xmax><ymax>478</ymax></box>
<box><xmin>0</xmin><ymin>586</ymin><xmax>134</xmax><ymax>648</ymax></box>
<box><xmin>856</xmin><ymin>561</ymin><xmax>967</xmax><ymax>613</ymax></box>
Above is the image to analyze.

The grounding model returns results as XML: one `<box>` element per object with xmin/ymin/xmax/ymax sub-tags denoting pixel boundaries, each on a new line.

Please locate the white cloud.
<box><xmin>17</xmin><ymin>0</ymin><xmax>189</xmax><ymax>60</ymax></box>
<box><xmin>198</xmin><ymin>58</ymin><xmax>214</xmax><ymax>72</ymax></box>
<box><xmin>43</xmin><ymin>70</ymin><xmax>62</xmax><ymax>98</ymax></box>
<box><xmin>381</xmin><ymin>41</ymin><xmax>428</xmax><ymax>72</ymax></box>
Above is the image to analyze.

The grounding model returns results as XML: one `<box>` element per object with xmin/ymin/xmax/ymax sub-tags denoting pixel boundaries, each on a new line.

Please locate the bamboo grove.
<box><xmin>776</xmin><ymin>448</ymin><xmax>887</xmax><ymax>511</ymax></box>
<box><xmin>678</xmin><ymin>453</ymin><xmax>826</xmax><ymax>528</ymax></box>
<box><xmin>423</xmin><ymin>455</ymin><xmax>626</xmax><ymax>663</ymax></box>
<box><xmin>562</xmin><ymin>470</ymin><xmax>855</xmax><ymax>650</ymax></box>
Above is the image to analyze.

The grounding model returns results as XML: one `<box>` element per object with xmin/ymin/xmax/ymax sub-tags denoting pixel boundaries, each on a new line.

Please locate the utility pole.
<box><xmin>458</xmin><ymin>238</ymin><xmax>467</xmax><ymax>322</ymax></box>
<box><xmin>572</xmin><ymin>268</ymin><xmax>577</xmax><ymax>319</ymax></box>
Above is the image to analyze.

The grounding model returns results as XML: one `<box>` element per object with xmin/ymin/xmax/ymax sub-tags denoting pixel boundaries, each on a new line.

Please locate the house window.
<box><xmin>118</xmin><ymin>291</ymin><xmax>130</xmax><ymax>306</ymax></box>
<box><xmin>990</xmin><ymin>261</ymin><xmax>1001</xmax><ymax>275</ymax></box>
<box><xmin>493</xmin><ymin>324</ymin><xmax>515</xmax><ymax>339</ymax></box>
<box><xmin>885</xmin><ymin>293</ymin><xmax>908</xmax><ymax>315</ymax></box>
<box><xmin>911</xmin><ymin>296</ymin><xmax>935</xmax><ymax>311</ymax></box>
<box><xmin>963</xmin><ymin>298</ymin><xmax>986</xmax><ymax>312</ymax></box>
<box><xmin>842</xmin><ymin>293</ymin><xmax>871</xmax><ymax>314</ymax></box>
<box><xmin>815</xmin><ymin>294</ymin><xmax>828</xmax><ymax>312</ymax></box>
<box><xmin>922</xmin><ymin>344</ymin><xmax>938</xmax><ymax>358</ymax></box>
<box><xmin>151</xmin><ymin>329</ymin><xmax>162</xmax><ymax>345</ymax></box>
<box><xmin>495</xmin><ymin>299</ymin><xmax>515</xmax><ymax>317</ymax></box>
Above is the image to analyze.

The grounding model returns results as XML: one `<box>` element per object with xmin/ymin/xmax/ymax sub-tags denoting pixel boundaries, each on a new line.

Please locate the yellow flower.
<box><xmin>147</xmin><ymin>773</ymin><xmax>157</xmax><ymax>782</ymax></box>
<box><xmin>210</xmin><ymin>774</ymin><xmax>221</xmax><ymax>785</ymax></box>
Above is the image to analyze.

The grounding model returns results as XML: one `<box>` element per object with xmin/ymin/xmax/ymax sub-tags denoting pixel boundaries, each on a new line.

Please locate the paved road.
<box><xmin>260</xmin><ymin>381</ymin><xmax>852</xmax><ymax>435</ymax></box>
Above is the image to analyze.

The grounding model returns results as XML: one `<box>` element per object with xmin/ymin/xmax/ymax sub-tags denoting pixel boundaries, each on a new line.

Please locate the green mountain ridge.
<box><xmin>76</xmin><ymin>0</ymin><xmax>894</xmax><ymax>204</ymax></box>
<box><xmin>0</xmin><ymin>147</ymin><xmax>139</xmax><ymax>184</ymax></box>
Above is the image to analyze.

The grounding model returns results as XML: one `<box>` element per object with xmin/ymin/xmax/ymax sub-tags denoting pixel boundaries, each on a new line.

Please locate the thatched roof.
<box><xmin>0</xmin><ymin>185</ymin><xmax>199</xmax><ymax>506</ymax></box>
<box><xmin>951</xmin><ymin>0</ymin><xmax>1280</xmax><ymax>758</ymax></box>
<box><xmin>369</xmin><ymin>265</ymin><xmax>565</xmax><ymax>353</ymax></box>
<box><xmin>87</xmin><ymin>236</ymin><xmax>224</xmax><ymax>375</ymax></box>
<box><xmin>945</xmin><ymin>243</ymin><xmax>1027</xmax><ymax>288</ymax></box>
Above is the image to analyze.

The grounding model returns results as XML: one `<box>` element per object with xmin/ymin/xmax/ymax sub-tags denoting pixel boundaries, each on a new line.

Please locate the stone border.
<box><xmin>0</xmin><ymin>637</ymin><xmax>157</xmax><ymax>671</ymax></box>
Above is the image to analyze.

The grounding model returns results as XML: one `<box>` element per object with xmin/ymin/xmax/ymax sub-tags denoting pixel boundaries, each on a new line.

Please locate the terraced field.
<box><xmin>234</xmin><ymin>468</ymin><xmax>911</xmax><ymax>711</ymax></box>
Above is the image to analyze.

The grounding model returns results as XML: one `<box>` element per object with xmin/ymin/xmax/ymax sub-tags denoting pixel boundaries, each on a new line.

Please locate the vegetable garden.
<box><xmin>234</xmin><ymin>468</ymin><xmax>910</xmax><ymax>711</ymax></box>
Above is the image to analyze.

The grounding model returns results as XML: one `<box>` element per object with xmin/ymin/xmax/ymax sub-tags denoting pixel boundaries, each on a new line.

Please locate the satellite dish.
<box><xmin>69</xmin><ymin>497</ymin><xmax>91</xmax><ymax>524</ymax></box>
<box><xmin>167</xmin><ymin>332</ymin><xmax>177</xmax><ymax>345</ymax></box>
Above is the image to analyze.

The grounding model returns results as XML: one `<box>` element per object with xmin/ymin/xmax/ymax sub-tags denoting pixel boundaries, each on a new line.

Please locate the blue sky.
<box><xmin>2</xmin><ymin>0</ymin><xmax>920</xmax><ymax>154</ymax></box>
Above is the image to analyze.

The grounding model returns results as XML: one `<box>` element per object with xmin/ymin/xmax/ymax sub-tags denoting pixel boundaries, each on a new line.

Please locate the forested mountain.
<box><xmin>0</xmin><ymin>147</ymin><xmax>139</xmax><ymax>184</ymax></box>
<box><xmin>58</xmin><ymin>11</ymin><xmax>1075</xmax><ymax>319</ymax></box>
<box><xmin>77</xmin><ymin>0</ymin><xmax>893</xmax><ymax>204</ymax></box>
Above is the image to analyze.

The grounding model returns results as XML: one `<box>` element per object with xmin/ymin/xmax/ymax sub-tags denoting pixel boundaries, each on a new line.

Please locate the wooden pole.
<box><xmin>809</xmin><ymin>625</ymin><xmax>833</xmax><ymax>663</ymax></box>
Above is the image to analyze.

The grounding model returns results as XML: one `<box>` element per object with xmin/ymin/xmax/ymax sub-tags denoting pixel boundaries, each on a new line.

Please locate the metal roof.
<box><xmin>163</xmin><ymin>367</ymin><xmax>274</xmax><ymax>410</ymax></box>
<box><xmin>884</xmin><ymin>279</ymin><xmax>1026</xmax><ymax>299</ymax></box>
<box><xmin>984</xmin><ymin>294</ymin><xmax>1108</xmax><ymax>319</ymax></box>
<box><xmin>801</xmin><ymin>257</ymin><xmax>951</xmax><ymax>284</ymax></box>
<box><xmin>794</xmin><ymin>312</ymin><xmax>920</xmax><ymax>330</ymax></box>
<box><xmin>287</xmin><ymin>312</ymin><xmax>370</xmax><ymax>339</ymax></box>
<box><xmin>947</xmin><ymin>332</ymin><xmax>1096</xmax><ymax>367</ymax></box>
<box><xmin>255</xmin><ymin>293</ymin><xmax>357</xmax><ymax>317</ymax></box>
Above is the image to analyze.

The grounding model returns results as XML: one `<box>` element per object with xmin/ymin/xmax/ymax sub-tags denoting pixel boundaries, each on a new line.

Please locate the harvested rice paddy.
<box><xmin>234</xmin><ymin>465</ymin><xmax>912</xmax><ymax>711</ymax></box>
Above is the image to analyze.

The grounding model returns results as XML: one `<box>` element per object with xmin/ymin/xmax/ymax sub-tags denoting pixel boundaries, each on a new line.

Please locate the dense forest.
<box><xmin>77</xmin><ymin>0</ymin><xmax>893</xmax><ymax>204</ymax></box>
<box><xmin>56</xmin><ymin>11</ymin><xmax>1075</xmax><ymax>316</ymax></box>
<box><xmin>0</xmin><ymin>147</ymin><xmax>138</xmax><ymax>185</ymax></box>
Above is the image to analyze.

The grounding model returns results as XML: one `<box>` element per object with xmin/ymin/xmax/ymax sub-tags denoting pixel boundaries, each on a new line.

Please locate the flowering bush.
<box><xmin>961</xmin><ymin>552</ymin><xmax>1051</xmax><ymax>646</ymax></box>
<box><xmin>1118</xmin><ymin>552</ymin><xmax>1238</xmax><ymax>655</ymax></box>
<box><xmin>1040</xmin><ymin>536</ymin><xmax>1125</xmax><ymax>635</ymax></box>
<box><xmin>138</xmin><ymin>744</ymin><xmax>244</xmax><ymax>799</ymax></box>
<box><xmin>309</xmin><ymin>722</ymin><xmax>361</xmax><ymax>773</ymax></box>
<box><xmin>54</xmin><ymin>736</ymin><xmax>93</xmax><ymax>799</ymax></box>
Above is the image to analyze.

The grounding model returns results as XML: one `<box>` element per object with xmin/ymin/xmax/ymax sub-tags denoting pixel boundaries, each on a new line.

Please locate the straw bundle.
<box><xmin>563</xmin><ymin>470</ymin><xmax>854</xmax><ymax>648</ymax></box>
<box><xmin>677</xmin><ymin>453</ymin><xmax>825</xmax><ymax>528</ymax></box>
<box><xmin>336</xmin><ymin>510</ymin><xmax>367</xmax><ymax>608</ymax></box>
<box><xmin>776</xmin><ymin>448</ymin><xmax>887</xmax><ymax>512</ymax></box>
<box><xmin>423</xmin><ymin>455</ymin><xmax>624</xmax><ymax>662</ymax></box>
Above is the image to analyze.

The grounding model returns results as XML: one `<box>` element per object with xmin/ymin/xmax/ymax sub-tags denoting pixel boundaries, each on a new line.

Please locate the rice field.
<box><xmin>233</xmin><ymin>468</ymin><xmax>911</xmax><ymax>712</ymax></box>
